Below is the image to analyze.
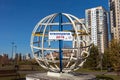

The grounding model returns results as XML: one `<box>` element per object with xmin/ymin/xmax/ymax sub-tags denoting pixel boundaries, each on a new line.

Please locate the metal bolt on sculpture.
<box><xmin>30</xmin><ymin>13</ymin><xmax>92</xmax><ymax>73</ymax></box>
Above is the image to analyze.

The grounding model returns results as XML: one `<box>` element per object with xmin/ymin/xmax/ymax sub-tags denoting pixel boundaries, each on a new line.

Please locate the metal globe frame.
<box><xmin>30</xmin><ymin>13</ymin><xmax>92</xmax><ymax>72</ymax></box>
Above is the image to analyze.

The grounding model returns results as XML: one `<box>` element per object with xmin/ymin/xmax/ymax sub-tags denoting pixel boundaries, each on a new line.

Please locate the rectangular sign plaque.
<box><xmin>49</xmin><ymin>31</ymin><xmax>73</xmax><ymax>41</ymax></box>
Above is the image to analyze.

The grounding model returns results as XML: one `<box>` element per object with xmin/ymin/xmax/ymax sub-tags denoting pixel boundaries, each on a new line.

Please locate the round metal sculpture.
<box><xmin>30</xmin><ymin>13</ymin><xmax>92</xmax><ymax>72</ymax></box>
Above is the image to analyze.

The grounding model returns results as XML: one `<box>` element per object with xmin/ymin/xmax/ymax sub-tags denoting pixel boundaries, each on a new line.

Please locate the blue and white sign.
<box><xmin>49</xmin><ymin>32</ymin><xmax>73</xmax><ymax>41</ymax></box>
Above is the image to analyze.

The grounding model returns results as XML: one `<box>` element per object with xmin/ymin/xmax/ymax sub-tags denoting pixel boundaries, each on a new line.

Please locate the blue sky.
<box><xmin>0</xmin><ymin>0</ymin><xmax>108</xmax><ymax>57</ymax></box>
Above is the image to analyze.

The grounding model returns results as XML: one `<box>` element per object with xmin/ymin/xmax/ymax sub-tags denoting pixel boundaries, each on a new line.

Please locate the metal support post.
<box><xmin>59</xmin><ymin>13</ymin><xmax>63</xmax><ymax>72</ymax></box>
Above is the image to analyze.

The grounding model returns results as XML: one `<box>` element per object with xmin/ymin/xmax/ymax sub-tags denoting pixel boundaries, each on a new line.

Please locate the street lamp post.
<box><xmin>15</xmin><ymin>45</ymin><xmax>17</xmax><ymax>54</ymax></box>
<box><xmin>100</xmin><ymin>53</ymin><xmax>103</xmax><ymax>72</ymax></box>
<box><xmin>11</xmin><ymin>42</ymin><xmax>14</xmax><ymax>60</ymax></box>
<box><xmin>14</xmin><ymin>45</ymin><xmax>17</xmax><ymax>64</ymax></box>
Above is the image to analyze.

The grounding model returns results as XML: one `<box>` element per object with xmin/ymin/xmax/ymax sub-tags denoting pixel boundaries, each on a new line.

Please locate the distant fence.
<box><xmin>0</xmin><ymin>70</ymin><xmax>20</xmax><ymax>77</ymax></box>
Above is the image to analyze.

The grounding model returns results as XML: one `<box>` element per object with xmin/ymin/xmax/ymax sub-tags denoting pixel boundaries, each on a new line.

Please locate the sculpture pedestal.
<box><xmin>26</xmin><ymin>72</ymin><xmax>96</xmax><ymax>80</ymax></box>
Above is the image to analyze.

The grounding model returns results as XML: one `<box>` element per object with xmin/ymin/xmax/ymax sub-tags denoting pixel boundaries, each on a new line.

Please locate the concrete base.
<box><xmin>26</xmin><ymin>72</ymin><xmax>96</xmax><ymax>80</ymax></box>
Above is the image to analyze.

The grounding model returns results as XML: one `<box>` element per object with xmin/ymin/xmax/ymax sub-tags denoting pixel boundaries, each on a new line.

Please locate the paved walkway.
<box><xmin>18</xmin><ymin>70</ymin><xmax>119</xmax><ymax>76</ymax></box>
<box><xmin>77</xmin><ymin>71</ymin><xmax>119</xmax><ymax>76</ymax></box>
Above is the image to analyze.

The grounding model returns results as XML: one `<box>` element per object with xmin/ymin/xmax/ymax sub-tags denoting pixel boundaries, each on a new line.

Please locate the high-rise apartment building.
<box><xmin>86</xmin><ymin>6</ymin><xmax>108</xmax><ymax>53</ymax></box>
<box><xmin>109</xmin><ymin>0</ymin><xmax>120</xmax><ymax>41</ymax></box>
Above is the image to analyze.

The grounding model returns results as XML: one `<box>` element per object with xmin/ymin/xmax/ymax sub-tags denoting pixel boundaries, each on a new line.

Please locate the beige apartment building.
<box><xmin>85</xmin><ymin>6</ymin><xmax>108</xmax><ymax>53</ymax></box>
<box><xmin>109</xmin><ymin>0</ymin><xmax>120</xmax><ymax>41</ymax></box>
